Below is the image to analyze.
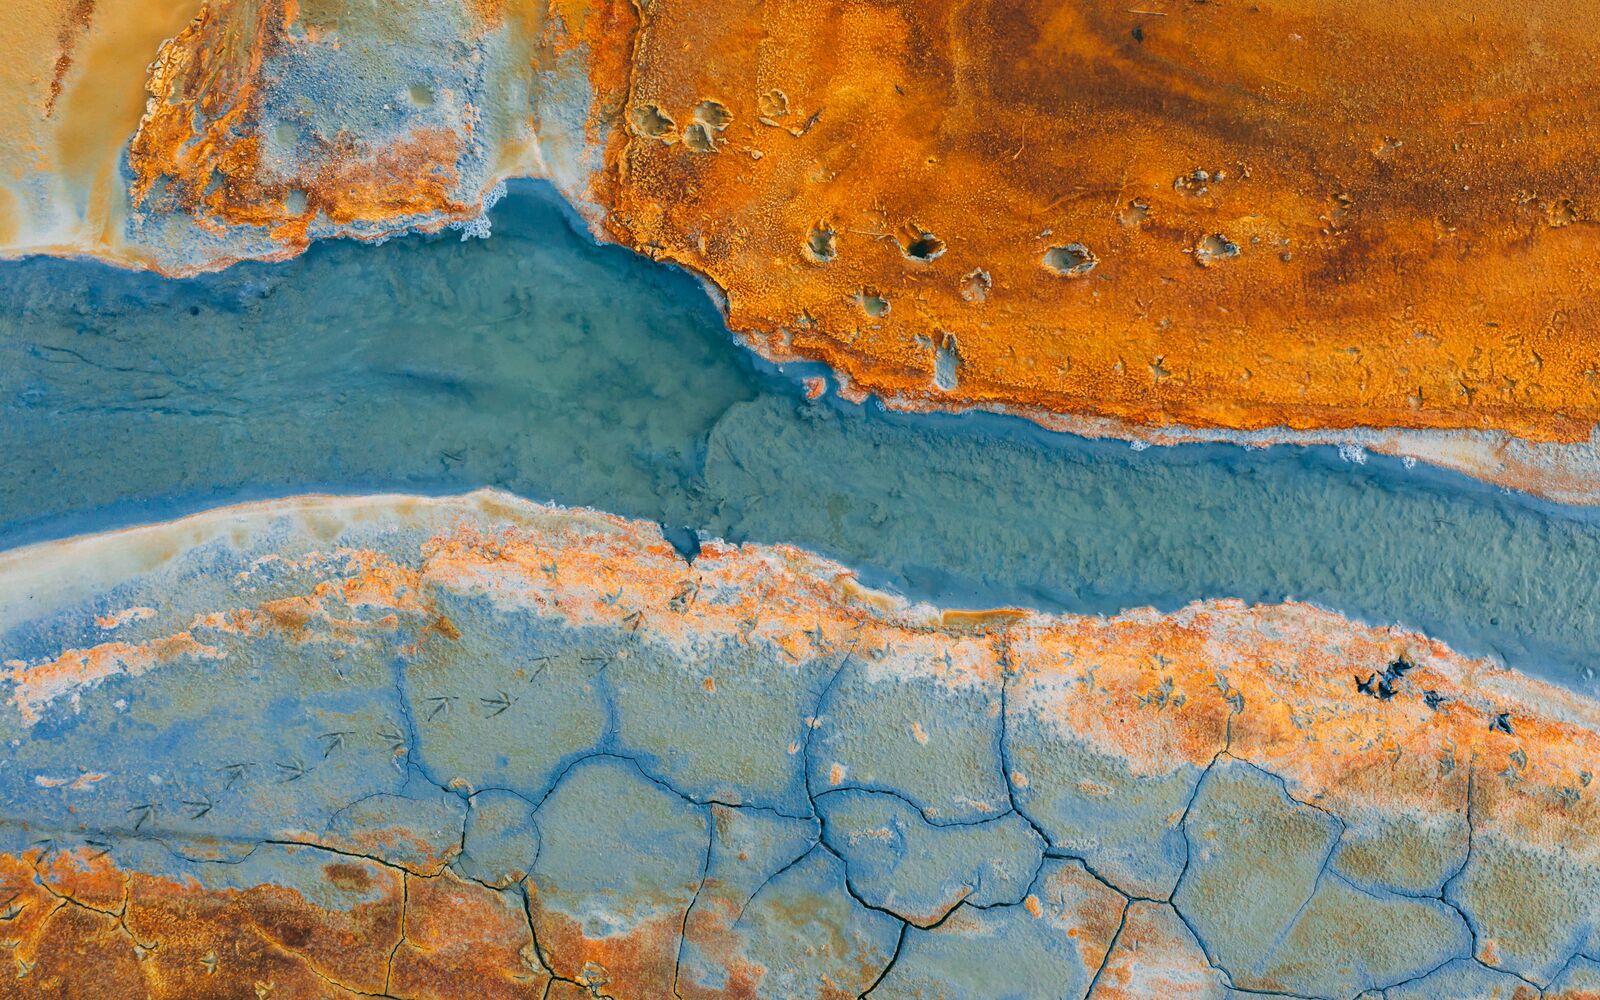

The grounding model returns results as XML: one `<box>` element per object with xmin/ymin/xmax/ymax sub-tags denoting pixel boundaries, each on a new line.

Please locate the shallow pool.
<box><xmin>3</xmin><ymin>181</ymin><xmax>1597</xmax><ymax>687</ymax></box>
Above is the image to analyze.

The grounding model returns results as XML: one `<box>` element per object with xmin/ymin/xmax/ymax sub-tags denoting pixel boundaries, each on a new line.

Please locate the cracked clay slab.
<box><xmin>2</xmin><ymin>491</ymin><xmax>1599</xmax><ymax>998</ymax></box>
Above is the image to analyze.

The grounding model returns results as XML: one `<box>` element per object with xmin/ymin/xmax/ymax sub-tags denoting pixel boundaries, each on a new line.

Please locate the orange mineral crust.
<box><xmin>600</xmin><ymin>0</ymin><xmax>1600</xmax><ymax>445</ymax></box>
<box><xmin>0</xmin><ymin>0</ymin><xmax>639</xmax><ymax>265</ymax></box>
<box><xmin>116</xmin><ymin>0</ymin><xmax>638</xmax><ymax>268</ymax></box>
<box><xmin>6</xmin><ymin>492</ymin><xmax>1600</xmax><ymax>994</ymax></box>
<box><xmin>127</xmin><ymin>0</ymin><xmax>467</xmax><ymax>251</ymax></box>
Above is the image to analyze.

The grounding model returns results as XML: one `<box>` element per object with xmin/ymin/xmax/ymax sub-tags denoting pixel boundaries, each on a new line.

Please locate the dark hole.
<box><xmin>903</xmin><ymin>232</ymin><xmax>946</xmax><ymax>262</ymax></box>
<box><xmin>1354</xmin><ymin>655</ymin><xmax>1415</xmax><ymax>701</ymax></box>
<box><xmin>1043</xmin><ymin>243</ymin><xmax>1097</xmax><ymax>277</ymax></box>
<box><xmin>660</xmin><ymin>524</ymin><xmax>701</xmax><ymax>564</ymax></box>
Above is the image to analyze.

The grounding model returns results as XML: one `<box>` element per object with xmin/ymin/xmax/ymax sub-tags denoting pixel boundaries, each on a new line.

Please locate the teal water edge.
<box><xmin>1</xmin><ymin>180</ymin><xmax>1596</xmax><ymax>687</ymax></box>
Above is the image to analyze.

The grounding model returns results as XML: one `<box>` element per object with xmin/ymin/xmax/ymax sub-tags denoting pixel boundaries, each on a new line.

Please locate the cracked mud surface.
<box><xmin>3</xmin><ymin>491</ymin><xmax>1600</xmax><ymax>998</ymax></box>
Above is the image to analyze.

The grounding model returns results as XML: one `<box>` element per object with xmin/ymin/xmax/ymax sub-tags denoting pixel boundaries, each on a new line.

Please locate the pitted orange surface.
<box><xmin>598</xmin><ymin>0</ymin><xmax>1600</xmax><ymax>441</ymax></box>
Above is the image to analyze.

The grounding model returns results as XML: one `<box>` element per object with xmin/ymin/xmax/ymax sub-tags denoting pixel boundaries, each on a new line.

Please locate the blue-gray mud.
<box><xmin>2</xmin><ymin>181</ymin><xmax>1597</xmax><ymax>689</ymax></box>
<box><xmin>0</xmin><ymin>497</ymin><xmax>1562</xmax><ymax>998</ymax></box>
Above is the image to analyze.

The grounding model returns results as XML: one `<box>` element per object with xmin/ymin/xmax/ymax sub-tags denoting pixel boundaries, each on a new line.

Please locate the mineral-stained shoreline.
<box><xmin>2</xmin><ymin>490</ymin><xmax>1598</xmax><ymax>997</ymax></box>
<box><xmin>11</xmin><ymin>0</ymin><xmax>1600</xmax><ymax>497</ymax></box>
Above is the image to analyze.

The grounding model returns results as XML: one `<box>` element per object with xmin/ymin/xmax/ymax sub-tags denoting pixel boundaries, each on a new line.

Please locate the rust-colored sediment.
<box><xmin>12</xmin><ymin>493</ymin><xmax>1600</xmax><ymax>834</ymax></box>
<box><xmin>598</xmin><ymin>0</ymin><xmax>1600</xmax><ymax>443</ymax></box>
<box><xmin>0</xmin><ymin>846</ymin><xmax>546</xmax><ymax>997</ymax></box>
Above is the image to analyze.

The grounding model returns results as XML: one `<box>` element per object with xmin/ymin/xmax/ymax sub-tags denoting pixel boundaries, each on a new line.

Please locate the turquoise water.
<box><xmin>3</xmin><ymin>181</ymin><xmax>1598</xmax><ymax>686</ymax></box>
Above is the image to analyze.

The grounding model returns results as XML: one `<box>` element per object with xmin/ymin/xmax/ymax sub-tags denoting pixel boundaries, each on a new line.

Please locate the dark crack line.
<box><xmin>670</xmin><ymin>807</ymin><xmax>717</xmax><ymax>998</ymax></box>
<box><xmin>1442</xmin><ymin>763</ymin><xmax>1478</xmax><ymax>896</ymax></box>
<box><xmin>814</xmin><ymin>817</ymin><xmax>953</xmax><ymax>931</ymax></box>
<box><xmin>1259</xmin><ymin>836</ymin><xmax>1342</xmax><ymax>964</ymax></box>
<box><xmin>856</xmin><ymin>919</ymin><xmax>908</xmax><ymax>999</ymax></box>
<box><xmin>799</xmin><ymin>624</ymin><xmax>865</xmax><ymax>816</ymax></box>
<box><xmin>1224</xmin><ymin>752</ymin><xmax>1349</xmax><ymax>832</ymax></box>
<box><xmin>304</xmin><ymin>961</ymin><xmax>401</xmax><ymax>1000</ymax></box>
<box><xmin>730</xmin><ymin>839</ymin><xmax>825</xmax><ymax>930</ymax></box>
<box><xmin>1081</xmin><ymin>899</ymin><xmax>1130</xmax><ymax>1000</ymax></box>
<box><xmin>2</xmin><ymin>612</ymin><xmax>1574</xmax><ymax>999</ymax></box>
<box><xmin>996</xmin><ymin>658</ymin><xmax>1049</xmax><ymax>857</ymax></box>
<box><xmin>812</xmin><ymin>783</ymin><xmax>1022</xmax><ymax>830</ymax></box>
<box><xmin>519</xmin><ymin>877</ymin><xmax>585</xmax><ymax>998</ymax></box>
<box><xmin>1549</xmin><ymin>951</ymin><xmax>1598</xmax><ymax>994</ymax></box>
<box><xmin>383</xmin><ymin>873</ymin><xmax>408</xmax><ymax>996</ymax></box>
<box><xmin>1166</xmin><ymin>747</ymin><xmax>1227</xmax><ymax>905</ymax></box>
